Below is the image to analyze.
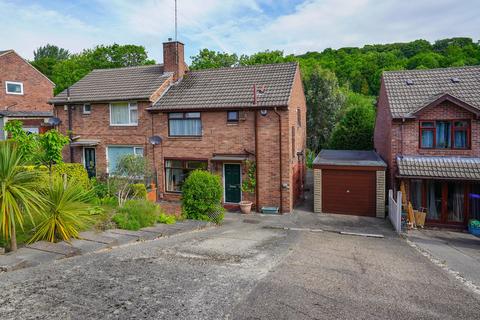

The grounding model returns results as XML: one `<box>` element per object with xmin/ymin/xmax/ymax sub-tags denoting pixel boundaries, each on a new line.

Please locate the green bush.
<box><xmin>181</xmin><ymin>170</ymin><xmax>225</xmax><ymax>223</ymax></box>
<box><xmin>306</xmin><ymin>149</ymin><xmax>315</xmax><ymax>169</ymax></box>
<box><xmin>22</xmin><ymin>163</ymin><xmax>90</xmax><ymax>189</ymax></box>
<box><xmin>158</xmin><ymin>213</ymin><xmax>176</xmax><ymax>224</ymax></box>
<box><xmin>129</xmin><ymin>183</ymin><xmax>147</xmax><ymax>199</ymax></box>
<box><xmin>112</xmin><ymin>199</ymin><xmax>159</xmax><ymax>230</ymax></box>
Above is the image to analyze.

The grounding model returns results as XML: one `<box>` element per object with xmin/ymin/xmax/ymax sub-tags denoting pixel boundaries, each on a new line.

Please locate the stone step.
<box><xmin>79</xmin><ymin>231</ymin><xmax>119</xmax><ymax>246</ymax></box>
<box><xmin>0</xmin><ymin>255</ymin><xmax>28</xmax><ymax>272</ymax></box>
<box><xmin>26</xmin><ymin>241</ymin><xmax>81</xmax><ymax>257</ymax></box>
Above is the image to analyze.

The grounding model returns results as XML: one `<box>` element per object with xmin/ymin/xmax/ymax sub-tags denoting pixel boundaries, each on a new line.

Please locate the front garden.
<box><xmin>0</xmin><ymin>121</ymin><xmax>225</xmax><ymax>253</ymax></box>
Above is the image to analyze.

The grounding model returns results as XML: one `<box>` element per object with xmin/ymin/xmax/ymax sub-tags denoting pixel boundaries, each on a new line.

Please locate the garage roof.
<box><xmin>313</xmin><ymin>150</ymin><xmax>386</xmax><ymax>168</ymax></box>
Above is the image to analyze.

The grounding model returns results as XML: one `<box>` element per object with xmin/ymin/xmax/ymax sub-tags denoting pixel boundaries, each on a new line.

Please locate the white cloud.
<box><xmin>0</xmin><ymin>0</ymin><xmax>479</xmax><ymax>62</ymax></box>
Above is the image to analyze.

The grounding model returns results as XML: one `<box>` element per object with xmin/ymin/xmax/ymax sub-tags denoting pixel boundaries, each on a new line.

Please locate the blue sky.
<box><xmin>1</xmin><ymin>0</ymin><xmax>479</xmax><ymax>63</ymax></box>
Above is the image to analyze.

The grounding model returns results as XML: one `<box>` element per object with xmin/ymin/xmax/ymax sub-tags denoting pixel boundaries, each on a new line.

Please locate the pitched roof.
<box><xmin>149</xmin><ymin>62</ymin><xmax>298</xmax><ymax>111</ymax></box>
<box><xmin>397</xmin><ymin>155</ymin><xmax>480</xmax><ymax>180</ymax></box>
<box><xmin>50</xmin><ymin>64</ymin><xmax>172</xmax><ymax>104</ymax></box>
<box><xmin>0</xmin><ymin>50</ymin><xmax>13</xmax><ymax>57</ymax></box>
<box><xmin>0</xmin><ymin>110</ymin><xmax>53</xmax><ymax>117</ymax></box>
<box><xmin>0</xmin><ymin>49</ymin><xmax>55</xmax><ymax>85</ymax></box>
<box><xmin>383</xmin><ymin>66</ymin><xmax>480</xmax><ymax>118</ymax></box>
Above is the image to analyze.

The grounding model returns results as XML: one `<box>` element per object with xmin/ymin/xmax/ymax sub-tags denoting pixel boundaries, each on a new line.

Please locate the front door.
<box><xmin>84</xmin><ymin>148</ymin><xmax>96</xmax><ymax>178</ymax></box>
<box><xmin>224</xmin><ymin>164</ymin><xmax>241</xmax><ymax>203</ymax></box>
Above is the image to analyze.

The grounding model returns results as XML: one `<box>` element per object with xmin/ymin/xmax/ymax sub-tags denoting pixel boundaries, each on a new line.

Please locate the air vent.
<box><xmin>451</xmin><ymin>77</ymin><xmax>460</xmax><ymax>83</ymax></box>
<box><xmin>406</xmin><ymin>79</ymin><xmax>414</xmax><ymax>85</ymax></box>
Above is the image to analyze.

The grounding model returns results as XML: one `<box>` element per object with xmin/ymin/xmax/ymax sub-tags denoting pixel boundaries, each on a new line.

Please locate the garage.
<box><xmin>313</xmin><ymin>150</ymin><xmax>386</xmax><ymax>218</ymax></box>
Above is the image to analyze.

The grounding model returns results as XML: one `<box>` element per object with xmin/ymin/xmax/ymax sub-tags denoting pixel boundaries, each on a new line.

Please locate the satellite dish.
<box><xmin>47</xmin><ymin>117</ymin><xmax>61</xmax><ymax>126</ymax></box>
<box><xmin>148</xmin><ymin>135</ymin><xmax>162</xmax><ymax>145</ymax></box>
<box><xmin>260</xmin><ymin>109</ymin><xmax>268</xmax><ymax>116</ymax></box>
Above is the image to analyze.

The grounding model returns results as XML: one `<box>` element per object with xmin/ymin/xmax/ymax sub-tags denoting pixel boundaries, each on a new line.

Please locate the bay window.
<box><xmin>420</xmin><ymin>120</ymin><xmax>469</xmax><ymax>149</ymax></box>
<box><xmin>107</xmin><ymin>146</ymin><xmax>143</xmax><ymax>173</ymax></box>
<box><xmin>165</xmin><ymin>159</ymin><xmax>207</xmax><ymax>192</ymax></box>
<box><xmin>110</xmin><ymin>102</ymin><xmax>138</xmax><ymax>125</ymax></box>
<box><xmin>168</xmin><ymin>112</ymin><xmax>202</xmax><ymax>136</ymax></box>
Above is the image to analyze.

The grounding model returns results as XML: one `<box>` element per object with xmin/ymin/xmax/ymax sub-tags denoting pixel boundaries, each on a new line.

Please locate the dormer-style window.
<box><xmin>110</xmin><ymin>102</ymin><xmax>137</xmax><ymax>126</ymax></box>
<box><xmin>5</xmin><ymin>81</ymin><xmax>23</xmax><ymax>95</ymax></box>
<box><xmin>420</xmin><ymin>120</ymin><xmax>470</xmax><ymax>149</ymax></box>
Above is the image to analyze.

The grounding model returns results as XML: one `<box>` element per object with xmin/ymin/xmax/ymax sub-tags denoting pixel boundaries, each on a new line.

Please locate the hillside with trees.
<box><xmin>32</xmin><ymin>38</ymin><xmax>480</xmax><ymax>153</ymax></box>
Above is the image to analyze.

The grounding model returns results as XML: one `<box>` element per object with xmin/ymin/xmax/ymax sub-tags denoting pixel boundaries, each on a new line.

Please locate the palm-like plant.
<box><xmin>29</xmin><ymin>177</ymin><xmax>94</xmax><ymax>243</ymax></box>
<box><xmin>0</xmin><ymin>141</ymin><xmax>43</xmax><ymax>251</ymax></box>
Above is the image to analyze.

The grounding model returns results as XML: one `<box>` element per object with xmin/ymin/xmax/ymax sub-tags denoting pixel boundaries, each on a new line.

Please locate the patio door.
<box><xmin>224</xmin><ymin>164</ymin><xmax>241</xmax><ymax>203</ymax></box>
<box><xmin>424</xmin><ymin>180</ymin><xmax>467</xmax><ymax>225</ymax></box>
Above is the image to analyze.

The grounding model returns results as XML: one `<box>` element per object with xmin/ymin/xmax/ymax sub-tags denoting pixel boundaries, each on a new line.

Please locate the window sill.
<box><xmin>109</xmin><ymin>124</ymin><xmax>138</xmax><ymax>128</ymax></box>
<box><xmin>6</xmin><ymin>92</ymin><xmax>23</xmax><ymax>95</ymax></box>
<box><xmin>227</xmin><ymin>122</ymin><xmax>239</xmax><ymax>126</ymax></box>
<box><xmin>167</xmin><ymin>136</ymin><xmax>203</xmax><ymax>140</ymax></box>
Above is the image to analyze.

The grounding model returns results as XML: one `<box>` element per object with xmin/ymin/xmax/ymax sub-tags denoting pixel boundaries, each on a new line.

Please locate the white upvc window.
<box><xmin>109</xmin><ymin>102</ymin><xmax>138</xmax><ymax>126</ymax></box>
<box><xmin>5</xmin><ymin>81</ymin><xmax>23</xmax><ymax>95</ymax></box>
<box><xmin>106</xmin><ymin>146</ymin><xmax>144</xmax><ymax>173</ymax></box>
<box><xmin>83</xmin><ymin>103</ymin><xmax>91</xmax><ymax>114</ymax></box>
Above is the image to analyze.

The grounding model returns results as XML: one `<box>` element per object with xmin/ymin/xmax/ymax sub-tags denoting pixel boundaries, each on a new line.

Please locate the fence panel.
<box><xmin>388</xmin><ymin>189</ymin><xmax>402</xmax><ymax>233</ymax></box>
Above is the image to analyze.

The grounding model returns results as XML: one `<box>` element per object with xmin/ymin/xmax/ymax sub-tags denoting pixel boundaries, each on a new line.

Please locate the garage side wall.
<box><xmin>376</xmin><ymin>170</ymin><xmax>386</xmax><ymax>218</ymax></box>
<box><xmin>314</xmin><ymin>168</ymin><xmax>322</xmax><ymax>213</ymax></box>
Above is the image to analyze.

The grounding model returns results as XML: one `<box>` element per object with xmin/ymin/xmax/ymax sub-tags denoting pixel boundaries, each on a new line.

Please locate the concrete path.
<box><xmin>0</xmin><ymin>220</ymin><xmax>211</xmax><ymax>272</ymax></box>
<box><xmin>407</xmin><ymin>229</ymin><xmax>480</xmax><ymax>288</ymax></box>
<box><xmin>1</xmin><ymin>212</ymin><xmax>479</xmax><ymax>319</ymax></box>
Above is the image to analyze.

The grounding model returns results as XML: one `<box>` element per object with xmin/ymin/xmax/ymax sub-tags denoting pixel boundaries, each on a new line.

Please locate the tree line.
<box><xmin>31</xmin><ymin>37</ymin><xmax>480</xmax><ymax>153</ymax></box>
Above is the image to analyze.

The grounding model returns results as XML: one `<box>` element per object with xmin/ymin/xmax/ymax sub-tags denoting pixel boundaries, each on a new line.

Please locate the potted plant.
<box><xmin>240</xmin><ymin>160</ymin><xmax>256</xmax><ymax>214</ymax></box>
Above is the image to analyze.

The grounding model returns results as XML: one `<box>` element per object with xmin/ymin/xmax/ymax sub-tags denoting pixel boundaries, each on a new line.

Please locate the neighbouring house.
<box><xmin>374</xmin><ymin>66</ymin><xmax>480</xmax><ymax>228</ymax></box>
<box><xmin>0</xmin><ymin>50</ymin><xmax>55</xmax><ymax>139</ymax></box>
<box><xmin>49</xmin><ymin>41</ymin><xmax>307</xmax><ymax>213</ymax></box>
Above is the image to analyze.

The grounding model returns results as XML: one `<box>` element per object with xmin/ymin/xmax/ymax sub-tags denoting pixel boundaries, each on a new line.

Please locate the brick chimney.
<box><xmin>163</xmin><ymin>40</ymin><xmax>186</xmax><ymax>81</ymax></box>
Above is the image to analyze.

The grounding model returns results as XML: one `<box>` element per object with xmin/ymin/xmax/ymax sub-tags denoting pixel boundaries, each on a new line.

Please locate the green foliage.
<box><xmin>29</xmin><ymin>177</ymin><xmax>94</xmax><ymax>243</ymax></box>
<box><xmin>51</xmin><ymin>44</ymin><xmax>155</xmax><ymax>94</ymax></box>
<box><xmin>37</xmin><ymin>129</ymin><xmax>69</xmax><ymax>169</ymax></box>
<box><xmin>31</xmin><ymin>44</ymin><xmax>70</xmax><ymax>79</ymax></box>
<box><xmin>0</xmin><ymin>141</ymin><xmax>43</xmax><ymax>250</ymax></box>
<box><xmin>181</xmin><ymin>170</ymin><xmax>225</xmax><ymax>223</ymax></box>
<box><xmin>241</xmin><ymin>160</ymin><xmax>256</xmax><ymax>194</ymax></box>
<box><xmin>129</xmin><ymin>183</ymin><xmax>147</xmax><ymax>199</ymax></box>
<box><xmin>302</xmin><ymin>65</ymin><xmax>345</xmax><ymax>152</ymax></box>
<box><xmin>157</xmin><ymin>213</ymin><xmax>176</xmax><ymax>225</ymax></box>
<box><xmin>305</xmin><ymin>149</ymin><xmax>315</xmax><ymax>169</ymax></box>
<box><xmin>91</xmin><ymin>178</ymin><xmax>115</xmax><ymax>199</ymax></box>
<box><xmin>4</xmin><ymin>120</ymin><xmax>40</xmax><ymax>163</ymax></box>
<box><xmin>190</xmin><ymin>49</ymin><xmax>238</xmax><ymax>70</ymax></box>
<box><xmin>469</xmin><ymin>219</ymin><xmax>480</xmax><ymax>228</ymax></box>
<box><xmin>54</xmin><ymin>163</ymin><xmax>91</xmax><ymax>189</ymax></box>
<box><xmin>329</xmin><ymin>104</ymin><xmax>376</xmax><ymax>150</ymax></box>
<box><xmin>113</xmin><ymin>199</ymin><xmax>160</xmax><ymax>230</ymax></box>
<box><xmin>112</xmin><ymin>154</ymin><xmax>150</xmax><ymax>207</ymax></box>
<box><xmin>239</xmin><ymin>50</ymin><xmax>295</xmax><ymax>65</ymax></box>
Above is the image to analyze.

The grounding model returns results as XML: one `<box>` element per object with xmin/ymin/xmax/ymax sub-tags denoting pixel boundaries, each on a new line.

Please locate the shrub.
<box><xmin>129</xmin><ymin>183</ymin><xmax>147</xmax><ymax>199</ymax></box>
<box><xmin>29</xmin><ymin>177</ymin><xmax>94</xmax><ymax>243</ymax></box>
<box><xmin>112</xmin><ymin>199</ymin><xmax>159</xmax><ymax>230</ymax></box>
<box><xmin>157</xmin><ymin>213</ymin><xmax>176</xmax><ymax>224</ymax></box>
<box><xmin>181</xmin><ymin>170</ymin><xmax>225</xmax><ymax>223</ymax></box>
<box><xmin>54</xmin><ymin>163</ymin><xmax>91</xmax><ymax>189</ymax></box>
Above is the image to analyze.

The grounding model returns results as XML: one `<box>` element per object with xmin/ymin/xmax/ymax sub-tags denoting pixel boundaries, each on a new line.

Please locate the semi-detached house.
<box><xmin>50</xmin><ymin>41</ymin><xmax>307</xmax><ymax>213</ymax></box>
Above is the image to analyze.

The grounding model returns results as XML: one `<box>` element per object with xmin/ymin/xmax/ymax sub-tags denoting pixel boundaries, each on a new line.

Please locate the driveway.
<box><xmin>1</xmin><ymin>210</ymin><xmax>479</xmax><ymax>319</ymax></box>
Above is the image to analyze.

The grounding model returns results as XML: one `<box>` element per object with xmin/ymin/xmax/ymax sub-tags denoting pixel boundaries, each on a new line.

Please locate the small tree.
<box><xmin>181</xmin><ymin>170</ymin><xmax>224</xmax><ymax>223</ymax></box>
<box><xmin>37</xmin><ymin>129</ymin><xmax>69</xmax><ymax>175</ymax></box>
<box><xmin>4</xmin><ymin>120</ymin><xmax>40</xmax><ymax>164</ymax></box>
<box><xmin>329</xmin><ymin>105</ymin><xmax>375</xmax><ymax>150</ymax></box>
<box><xmin>241</xmin><ymin>160</ymin><xmax>256</xmax><ymax>195</ymax></box>
<box><xmin>112</xmin><ymin>154</ymin><xmax>150</xmax><ymax>207</ymax></box>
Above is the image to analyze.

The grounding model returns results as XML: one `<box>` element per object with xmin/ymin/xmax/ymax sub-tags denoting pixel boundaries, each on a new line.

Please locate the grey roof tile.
<box><xmin>150</xmin><ymin>62</ymin><xmax>298</xmax><ymax>110</ymax></box>
<box><xmin>383</xmin><ymin>66</ymin><xmax>480</xmax><ymax>118</ymax></box>
<box><xmin>50</xmin><ymin>64</ymin><xmax>171</xmax><ymax>104</ymax></box>
<box><xmin>0</xmin><ymin>110</ymin><xmax>53</xmax><ymax>117</ymax></box>
<box><xmin>397</xmin><ymin>155</ymin><xmax>480</xmax><ymax>180</ymax></box>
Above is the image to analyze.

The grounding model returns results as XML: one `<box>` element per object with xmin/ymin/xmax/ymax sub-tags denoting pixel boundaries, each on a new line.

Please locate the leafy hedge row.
<box><xmin>23</xmin><ymin>163</ymin><xmax>90</xmax><ymax>189</ymax></box>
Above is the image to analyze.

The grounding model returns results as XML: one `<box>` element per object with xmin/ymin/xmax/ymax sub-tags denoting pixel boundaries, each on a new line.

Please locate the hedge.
<box><xmin>22</xmin><ymin>163</ymin><xmax>90</xmax><ymax>189</ymax></box>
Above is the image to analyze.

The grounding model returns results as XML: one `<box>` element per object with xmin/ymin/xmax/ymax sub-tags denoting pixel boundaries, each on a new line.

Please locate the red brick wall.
<box><xmin>0</xmin><ymin>51</ymin><xmax>53</xmax><ymax>112</ymax></box>
<box><xmin>374</xmin><ymin>79</ymin><xmax>393</xmax><ymax>188</ymax></box>
<box><xmin>163</xmin><ymin>42</ymin><xmax>186</xmax><ymax>81</ymax></box>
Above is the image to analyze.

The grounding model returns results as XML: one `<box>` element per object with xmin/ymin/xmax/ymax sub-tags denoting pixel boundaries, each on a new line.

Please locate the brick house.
<box><xmin>374</xmin><ymin>66</ymin><xmax>480</xmax><ymax>228</ymax></box>
<box><xmin>50</xmin><ymin>41</ymin><xmax>307</xmax><ymax>213</ymax></box>
<box><xmin>0</xmin><ymin>50</ymin><xmax>55</xmax><ymax>139</ymax></box>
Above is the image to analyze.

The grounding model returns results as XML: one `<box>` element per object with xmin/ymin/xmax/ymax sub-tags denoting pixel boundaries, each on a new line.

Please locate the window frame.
<box><xmin>83</xmin><ymin>103</ymin><xmax>92</xmax><ymax>115</ymax></box>
<box><xmin>419</xmin><ymin>120</ymin><xmax>470</xmax><ymax>150</ymax></box>
<box><xmin>168</xmin><ymin>112</ymin><xmax>202</xmax><ymax>137</ymax></box>
<box><xmin>105</xmin><ymin>145</ymin><xmax>144</xmax><ymax>174</ymax></box>
<box><xmin>297</xmin><ymin>108</ymin><xmax>301</xmax><ymax>127</ymax></box>
<box><xmin>164</xmin><ymin>158</ymin><xmax>208</xmax><ymax>193</ymax></box>
<box><xmin>5</xmin><ymin>81</ymin><xmax>24</xmax><ymax>95</ymax></box>
<box><xmin>109</xmin><ymin>102</ymin><xmax>138</xmax><ymax>126</ymax></box>
<box><xmin>227</xmin><ymin>111</ymin><xmax>239</xmax><ymax>123</ymax></box>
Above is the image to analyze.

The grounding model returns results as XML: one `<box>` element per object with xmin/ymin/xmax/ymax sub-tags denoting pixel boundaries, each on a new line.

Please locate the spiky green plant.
<box><xmin>29</xmin><ymin>177</ymin><xmax>94</xmax><ymax>243</ymax></box>
<box><xmin>0</xmin><ymin>141</ymin><xmax>43</xmax><ymax>251</ymax></box>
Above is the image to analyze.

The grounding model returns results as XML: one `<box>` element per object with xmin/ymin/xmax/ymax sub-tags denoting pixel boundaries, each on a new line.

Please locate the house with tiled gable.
<box><xmin>50</xmin><ymin>41</ymin><xmax>307</xmax><ymax>213</ymax></box>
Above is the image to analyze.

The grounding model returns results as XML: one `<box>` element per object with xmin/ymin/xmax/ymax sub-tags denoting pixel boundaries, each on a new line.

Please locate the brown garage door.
<box><xmin>322</xmin><ymin>169</ymin><xmax>376</xmax><ymax>216</ymax></box>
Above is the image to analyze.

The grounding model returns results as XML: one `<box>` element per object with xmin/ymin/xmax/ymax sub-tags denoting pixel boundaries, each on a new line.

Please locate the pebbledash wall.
<box><xmin>375</xmin><ymin>97</ymin><xmax>480</xmax><ymax>190</ymax></box>
<box><xmin>54</xmin><ymin>67</ymin><xmax>306</xmax><ymax>213</ymax></box>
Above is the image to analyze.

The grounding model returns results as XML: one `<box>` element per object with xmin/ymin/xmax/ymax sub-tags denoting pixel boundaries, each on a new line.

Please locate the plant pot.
<box><xmin>239</xmin><ymin>201</ymin><xmax>252</xmax><ymax>214</ymax></box>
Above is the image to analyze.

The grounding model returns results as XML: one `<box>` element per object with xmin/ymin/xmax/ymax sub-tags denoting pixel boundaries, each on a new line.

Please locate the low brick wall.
<box><xmin>376</xmin><ymin>170</ymin><xmax>386</xmax><ymax>218</ymax></box>
<box><xmin>313</xmin><ymin>168</ymin><xmax>322</xmax><ymax>213</ymax></box>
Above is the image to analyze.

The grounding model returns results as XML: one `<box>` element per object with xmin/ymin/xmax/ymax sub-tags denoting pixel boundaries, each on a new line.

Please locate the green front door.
<box><xmin>224</xmin><ymin>164</ymin><xmax>241</xmax><ymax>203</ymax></box>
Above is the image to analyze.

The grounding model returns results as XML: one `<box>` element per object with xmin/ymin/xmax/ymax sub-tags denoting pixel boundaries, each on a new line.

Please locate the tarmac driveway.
<box><xmin>0</xmin><ymin>211</ymin><xmax>479</xmax><ymax>319</ymax></box>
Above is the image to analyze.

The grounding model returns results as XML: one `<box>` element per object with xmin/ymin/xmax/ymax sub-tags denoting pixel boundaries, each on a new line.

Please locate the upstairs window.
<box><xmin>83</xmin><ymin>104</ymin><xmax>91</xmax><ymax>114</ymax></box>
<box><xmin>110</xmin><ymin>102</ymin><xmax>137</xmax><ymax>125</ymax></box>
<box><xmin>227</xmin><ymin>111</ymin><xmax>239</xmax><ymax>123</ymax></box>
<box><xmin>420</xmin><ymin>120</ymin><xmax>469</xmax><ymax>149</ymax></box>
<box><xmin>168</xmin><ymin>112</ymin><xmax>202</xmax><ymax>136</ymax></box>
<box><xmin>5</xmin><ymin>81</ymin><xmax>23</xmax><ymax>95</ymax></box>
